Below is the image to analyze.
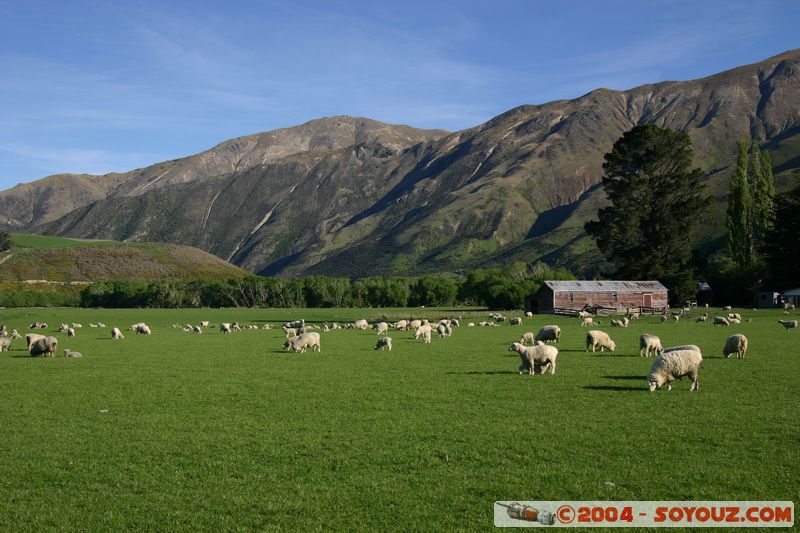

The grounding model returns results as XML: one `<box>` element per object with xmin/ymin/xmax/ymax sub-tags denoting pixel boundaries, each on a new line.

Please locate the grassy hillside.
<box><xmin>0</xmin><ymin>234</ymin><xmax>249</xmax><ymax>282</ymax></box>
<box><xmin>0</xmin><ymin>306</ymin><xmax>797</xmax><ymax>530</ymax></box>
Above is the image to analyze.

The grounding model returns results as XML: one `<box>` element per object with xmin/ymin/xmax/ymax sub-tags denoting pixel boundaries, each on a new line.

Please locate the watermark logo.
<box><xmin>494</xmin><ymin>501</ymin><xmax>794</xmax><ymax>527</ymax></box>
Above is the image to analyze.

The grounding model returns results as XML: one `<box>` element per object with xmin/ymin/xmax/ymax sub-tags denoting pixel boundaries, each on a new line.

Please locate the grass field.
<box><xmin>10</xmin><ymin>234</ymin><xmax>114</xmax><ymax>249</ymax></box>
<box><xmin>0</xmin><ymin>307</ymin><xmax>798</xmax><ymax>531</ymax></box>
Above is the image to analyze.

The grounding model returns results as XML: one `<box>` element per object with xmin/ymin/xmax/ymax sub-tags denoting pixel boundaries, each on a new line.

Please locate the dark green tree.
<box><xmin>0</xmin><ymin>231</ymin><xmax>11</xmax><ymax>252</ymax></box>
<box><xmin>750</xmin><ymin>144</ymin><xmax>776</xmax><ymax>244</ymax></box>
<box><xmin>763</xmin><ymin>179</ymin><xmax>800</xmax><ymax>288</ymax></box>
<box><xmin>585</xmin><ymin>125</ymin><xmax>710</xmax><ymax>302</ymax></box>
<box><xmin>727</xmin><ymin>142</ymin><xmax>754</xmax><ymax>267</ymax></box>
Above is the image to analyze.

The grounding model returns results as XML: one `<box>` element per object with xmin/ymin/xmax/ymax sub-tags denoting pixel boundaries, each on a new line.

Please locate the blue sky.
<box><xmin>0</xmin><ymin>0</ymin><xmax>797</xmax><ymax>189</ymax></box>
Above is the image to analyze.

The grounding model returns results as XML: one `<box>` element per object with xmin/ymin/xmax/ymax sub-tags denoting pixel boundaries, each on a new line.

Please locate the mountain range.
<box><xmin>2</xmin><ymin>49</ymin><xmax>799</xmax><ymax>278</ymax></box>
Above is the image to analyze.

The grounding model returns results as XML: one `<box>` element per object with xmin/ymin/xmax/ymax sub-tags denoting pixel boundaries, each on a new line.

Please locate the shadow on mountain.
<box><xmin>526</xmin><ymin>183</ymin><xmax>601</xmax><ymax>239</ymax></box>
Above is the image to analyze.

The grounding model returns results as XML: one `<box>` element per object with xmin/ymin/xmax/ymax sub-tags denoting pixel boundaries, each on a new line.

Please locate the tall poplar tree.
<box><xmin>726</xmin><ymin>142</ymin><xmax>754</xmax><ymax>267</ymax></box>
<box><xmin>751</xmin><ymin>144</ymin><xmax>776</xmax><ymax>243</ymax></box>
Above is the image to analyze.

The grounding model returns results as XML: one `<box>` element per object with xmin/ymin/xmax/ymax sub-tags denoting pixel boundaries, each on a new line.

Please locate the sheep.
<box><xmin>509</xmin><ymin>317</ymin><xmax>522</xmax><ymax>326</ymax></box>
<box><xmin>375</xmin><ymin>337</ymin><xmax>393</xmax><ymax>351</ymax></box>
<box><xmin>519</xmin><ymin>331</ymin><xmax>535</xmax><ymax>345</ymax></box>
<box><xmin>135</xmin><ymin>324</ymin><xmax>151</xmax><ymax>335</ymax></box>
<box><xmin>695</xmin><ymin>316</ymin><xmax>707</xmax><ymax>323</ymax></box>
<box><xmin>71</xmin><ymin>323</ymin><xmax>82</xmax><ymax>329</ymax></box>
<box><xmin>111</xmin><ymin>327</ymin><xmax>124</xmax><ymax>340</ymax></box>
<box><xmin>525</xmin><ymin>311</ymin><xmax>533</xmax><ymax>318</ymax></box>
<box><xmin>200</xmin><ymin>321</ymin><xmax>210</xmax><ymax>328</ymax></box>
<box><xmin>534</xmin><ymin>325</ymin><xmax>561</xmax><ymax>344</ymax></box>
<box><xmin>283</xmin><ymin>327</ymin><xmax>297</xmax><ymax>338</ymax></box>
<box><xmin>727</xmin><ymin>313</ymin><xmax>742</xmax><ymax>321</ymax></box>
<box><xmin>97</xmin><ymin>323</ymin><xmax>106</xmax><ymax>328</ymax></box>
<box><xmin>610</xmin><ymin>319</ymin><xmax>622</xmax><ymax>327</ymax></box>
<box><xmin>58</xmin><ymin>324</ymin><xmax>69</xmax><ymax>332</ymax></box>
<box><xmin>713</xmin><ymin>316</ymin><xmax>730</xmax><ymax>327</ymax></box>
<box><xmin>0</xmin><ymin>336</ymin><xmax>11</xmax><ymax>351</ymax></box>
<box><xmin>467</xmin><ymin>322</ymin><xmax>475</xmax><ymax>327</ymax></box>
<box><xmin>414</xmin><ymin>324</ymin><xmax>433</xmax><ymax>340</ymax></box>
<box><xmin>581</xmin><ymin>317</ymin><xmax>594</xmax><ymax>327</ymax></box>
<box><xmin>26</xmin><ymin>333</ymin><xmax>46</xmax><ymax>350</ymax></box>
<box><xmin>231</xmin><ymin>322</ymin><xmax>241</xmax><ymax>332</ymax></box>
<box><xmin>67</xmin><ymin>327</ymin><xmax>76</xmax><ymax>337</ymax></box>
<box><xmin>585</xmin><ymin>330</ymin><xmax>616</xmax><ymax>353</ymax></box>
<box><xmin>220</xmin><ymin>323</ymin><xmax>232</xmax><ymax>334</ymax></box>
<box><xmin>395</xmin><ymin>320</ymin><xmax>408</xmax><ymax>331</ymax></box>
<box><xmin>283</xmin><ymin>320</ymin><xmax>305</xmax><ymax>329</ymax></box>
<box><xmin>89</xmin><ymin>323</ymin><xmax>99</xmax><ymax>328</ymax></box>
<box><xmin>10</xmin><ymin>329</ymin><xmax>22</xmax><ymax>340</ymax></box>
<box><xmin>672</xmin><ymin>315</ymin><xmax>680</xmax><ymax>322</ymax></box>
<box><xmin>450</xmin><ymin>318</ymin><xmax>460</xmax><ymax>328</ymax></box>
<box><xmin>192</xmin><ymin>325</ymin><xmax>202</xmax><ymax>335</ymax></box>
<box><xmin>30</xmin><ymin>336</ymin><xmax>57</xmax><ymax>357</ymax></box>
<box><xmin>778</xmin><ymin>320</ymin><xmax>798</xmax><ymax>330</ymax></box>
<box><xmin>353</xmin><ymin>319</ymin><xmax>369</xmax><ymax>330</ymax></box>
<box><xmin>727</xmin><ymin>317</ymin><xmax>741</xmax><ymax>324</ymax></box>
<box><xmin>374</xmin><ymin>322</ymin><xmax>389</xmax><ymax>336</ymax></box>
<box><xmin>784</xmin><ymin>303</ymin><xmax>796</xmax><ymax>310</ymax></box>
<box><xmin>436</xmin><ymin>323</ymin><xmax>452</xmax><ymax>337</ymax></box>
<box><xmin>508</xmin><ymin>341</ymin><xmax>558</xmax><ymax>375</ymax></box>
<box><xmin>577</xmin><ymin>310</ymin><xmax>591</xmax><ymax>319</ymax></box>
<box><xmin>63</xmin><ymin>349</ymin><xmax>82</xmax><ymax>358</ymax></box>
<box><xmin>639</xmin><ymin>334</ymin><xmax>663</xmax><ymax>358</ymax></box>
<box><xmin>408</xmin><ymin>319</ymin><xmax>422</xmax><ymax>330</ymax></box>
<box><xmin>724</xmin><ymin>305</ymin><xmax>732</xmax><ymax>312</ymax></box>
<box><xmin>723</xmin><ymin>334</ymin><xmax>748</xmax><ymax>359</ymax></box>
<box><xmin>647</xmin><ymin>346</ymin><xmax>703</xmax><ymax>392</ymax></box>
<box><xmin>438</xmin><ymin>319</ymin><xmax>450</xmax><ymax>327</ymax></box>
<box><xmin>660</xmin><ymin>315</ymin><xmax>668</xmax><ymax>323</ymax></box>
<box><xmin>422</xmin><ymin>330</ymin><xmax>432</xmax><ymax>344</ymax></box>
<box><xmin>283</xmin><ymin>332</ymin><xmax>321</xmax><ymax>353</ymax></box>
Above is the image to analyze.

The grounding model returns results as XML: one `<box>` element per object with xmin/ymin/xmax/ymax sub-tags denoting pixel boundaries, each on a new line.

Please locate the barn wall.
<box><xmin>552</xmin><ymin>290</ymin><xmax>668</xmax><ymax>310</ymax></box>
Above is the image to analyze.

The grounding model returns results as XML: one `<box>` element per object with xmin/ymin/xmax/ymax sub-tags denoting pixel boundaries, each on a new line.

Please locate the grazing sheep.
<box><xmin>71</xmin><ymin>323</ymin><xmax>82</xmax><ymax>329</ymax></box>
<box><xmin>422</xmin><ymin>330</ymin><xmax>432</xmax><ymax>344</ymax></box>
<box><xmin>375</xmin><ymin>322</ymin><xmax>389</xmax><ymax>336</ymax></box>
<box><xmin>724</xmin><ymin>305</ymin><xmax>732</xmax><ymax>312</ymax></box>
<box><xmin>519</xmin><ymin>331</ymin><xmax>535</xmax><ymax>345</ymax></box>
<box><xmin>0</xmin><ymin>336</ymin><xmax>11</xmax><ymax>351</ymax></box>
<box><xmin>728</xmin><ymin>313</ymin><xmax>742</xmax><ymax>321</ymax></box>
<box><xmin>647</xmin><ymin>346</ymin><xmax>703</xmax><ymax>392</ymax></box>
<box><xmin>63</xmin><ymin>349</ymin><xmax>82</xmax><ymax>358</ymax></box>
<box><xmin>283</xmin><ymin>332</ymin><xmax>321</xmax><ymax>353</ymax></box>
<box><xmin>414</xmin><ymin>324</ymin><xmax>432</xmax><ymax>340</ymax></box>
<box><xmin>395</xmin><ymin>320</ymin><xmax>408</xmax><ymax>331</ymax></box>
<box><xmin>111</xmin><ymin>327</ymin><xmax>124</xmax><ymax>340</ymax></box>
<box><xmin>450</xmin><ymin>318</ymin><xmax>460</xmax><ymax>328</ymax></box>
<box><xmin>200</xmin><ymin>321</ymin><xmax>210</xmax><ymax>328</ymax></box>
<box><xmin>723</xmin><ymin>334</ymin><xmax>748</xmax><ymax>359</ymax></box>
<box><xmin>10</xmin><ymin>330</ymin><xmax>22</xmax><ymax>340</ymax></box>
<box><xmin>26</xmin><ymin>333</ymin><xmax>46</xmax><ymax>350</ymax></box>
<box><xmin>695</xmin><ymin>316</ymin><xmax>707</xmax><ymax>323</ymax></box>
<box><xmin>135</xmin><ymin>324</ymin><xmax>151</xmax><ymax>335</ymax></box>
<box><xmin>585</xmin><ymin>330</ymin><xmax>616</xmax><ymax>353</ymax></box>
<box><xmin>262</xmin><ymin>323</ymin><xmax>272</xmax><ymax>330</ymax></box>
<box><xmin>58</xmin><ymin>324</ymin><xmax>69</xmax><ymax>333</ymax></box>
<box><xmin>283</xmin><ymin>327</ymin><xmax>297</xmax><ymax>338</ymax></box>
<box><xmin>610</xmin><ymin>319</ymin><xmax>622</xmax><ymax>327</ymax></box>
<box><xmin>220</xmin><ymin>323</ymin><xmax>232</xmax><ymax>334</ymax></box>
<box><xmin>467</xmin><ymin>322</ymin><xmax>475</xmax><ymax>327</ymax></box>
<box><xmin>408</xmin><ymin>319</ymin><xmax>422</xmax><ymax>331</ymax></box>
<box><xmin>509</xmin><ymin>317</ymin><xmax>522</xmax><ymax>326</ymax></box>
<box><xmin>30</xmin><ymin>336</ymin><xmax>58</xmax><ymax>357</ymax></box>
<box><xmin>97</xmin><ymin>323</ymin><xmax>106</xmax><ymax>328</ymax></box>
<box><xmin>727</xmin><ymin>317</ymin><xmax>741</xmax><ymax>324</ymax></box>
<box><xmin>508</xmin><ymin>341</ymin><xmax>558</xmax><ymax>375</ymax></box>
<box><xmin>577</xmin><ymin>310</ymin><xmax>591</xmax><ymax>319</ymax></box>
<box><xmin>375</xmin><ymin>337</ymin><xmax>393</xmax><ymax>351</ymax></box>
<box><xmin>525</xmin><ymin>311</ymin><xmax>533</xmax><ymax>318</ymax></box>
<box><xmin>778</xmin><ymin>320</ymin><xmax>798</xmax><ymax>330</ymax></box>
<box><xmin>231</xmin><ymin>322</ymin><xmax>241</xmax><ymax>332</ymax></box>
<box><xmin>534</xmin><ymin>325</ymin><xmax>561</xmax><ymax>344</ymax></box>
<box><xmin>192</xmin><ymin>325</ymin><xmax>202</xmax><ymax>334</ymax></box>
<box><xmin>283</xmin><ymin>320</ymin><xmax>305</xmax><ymax>329</ymax></box>
<box><xmin>713</xmin><ymin>316</ymin><xmax>730</xmax><ymax>327</ymax></box>
<box><xmin>67</xmin><ymin>327</ymin><xmax>76</xmax><ymax>337</ymax></box>
<box><xmin>660</xmin><ymin>315</ymin><xmax>668</xmax><ymax>323</ymax></box>
<box><xmin>672</xmin><ymin>315</ymin><xmax>680</xmax><ymax>322</ymax></box>
<box><xmin>639</xmin><ymin>334</ymin><xmax>663</xmax><ymax>358</ymax></box>
<box><xmin>353</xmin><ymin>319</ymin><xmax>369</xmax><ymax>330</ymax></box>
<box><xmin>784</xmin><ymin>303</ymin><xmax>796</xmax><ymax>310</ymax></box>
<box><xmin>581</xmin><ymin>317</ymin><xmax>594</xmax><ymax>327</ymax></box>
<box><xmin>436</xmin><ymin>323</ymin><xmax>452</xmax><ymax>337</ymax></box>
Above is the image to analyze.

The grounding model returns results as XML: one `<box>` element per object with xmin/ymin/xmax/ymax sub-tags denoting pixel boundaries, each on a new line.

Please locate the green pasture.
<box><xmin>10</xmin><ymin>234</ymin><xmax>114</xmax><ymax>249</ymax></box>
<box><xmin>0</xmin><ymin>307</ymin><xmax>798</xmax><ymax>531</ymax></box>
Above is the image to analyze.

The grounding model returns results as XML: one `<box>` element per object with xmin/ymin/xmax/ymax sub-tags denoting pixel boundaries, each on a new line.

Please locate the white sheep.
<box><xmin>727</xmin><ymin>313</ymin><xmax>742</xmax><ymax>321</ymax></box>
<box><xmin>284</xmin><ymin>320</ymin><xmax>305</xmax><ymax>329</ymax></box>
<box><xmin>111</xmin><ymin>327</ymin><xmax>124</xmax><ymax>340</ymax></box>
<box><xmin>408</xmin><ymin>319</ymin><xmax>422</xmax><ymax>330</ymax></box>
<box><xmin>436</xmin><ymin>323</ymin><xmax>452</xmax><ymax>337</ymax></box>
<box><xmin>727</xmin><ymin>317</ymin><xmax>741</xmax><ymax>324</ymax></box>
<box><xmin>283</xmin><ymin>327</ymin><xmax>297</xmax><ymax>338</ymax></box>
<box><xmin>647</xmin><ymin>346</ymin><xmax>703</xmax><ymax>392</ymax></box>
<box><xmin>374</xmin><ymin>322</ymin><xmax>389</xmax><ymax>336</ymax></box>
<box><xmin>580</xmin><ymin>317</ymin><xmax>594</xmax><ymax>327</ymax></box>
<box><xmin>467</xmin><ymin>322</ymin><xmax>475</xmax><ymax>327</ymax></box>
<box><xmin>375</xmin><ymin>337</ymin><xmax>393</xmax><ymax>351</ymax></box>
<box><xmin>450</xmin><ymin>318</ymin><xmax>460</xmax><ymax>328</ymax></box>
<box><xmin>784</xmin><ymin>303</ymin><xmax>796</xmax><ymax>310</ymax></box>
<box><xmin>30</xmin><ymin>336</ymin><xmax>57</xmax><ymax>357</ymax></box>
<box><xmin>10</xmin><ymin>330</ymin><xmax>22</xmax><ymax>340</ymax></box>
<box><xmin>422</xmin><ymin>330</ymin><xmax>432</xmax><ymax>344</ymax></box>
<box><xmin>135</xmin><ymin>324</ymin><xmax>151</xmax><ymax>335</ymax></box>
<box><xmin>722</xmin><ymin>334</ymin><xmax>748</xmax><ymax>359</ymax></box>
<box><xmin>63</xmin><ymin>349</ymin><xmax>82</xmax><ymax>358</ymax></box>
<box><xmin>220</xmin><ymin>323</ymin><xmax>232</xmax><ymax>334</ymax></box>
<box><xmin>508</xmin><ymin>341</ymin><xmax>558</xmax><ymax>375</ymax></box>
<box><xmin>535</xmin><ymin>325</ymin><xmax>561</xmax><ymax>344</ymax></box>
<box><xmin>713</xmin><ymin>316</ymin><xmax>730</xmax><ymax>327</ymax></box>
<box><xmin>525</xmin><ymin>311</ymin><xmax>533</xmax><ymax>318</ymax></box>
<box><xmin>193</xmin><ymin>325</ymin><xmax>202</xmax><ymax>334</ymax></box>
<box><xmin>695</xmin><ymin>316</ymin><xmax>707</xmax><ymax>323</ymax></box>
<box><xmin>778</xmin><ymin>319</ymin><xmax>798</xmax><ymax>330</ymax></box>
<box><xmin>353</xmin><ymin>319</ymin><xmax>369</xmax><ymax>330</ymax></box>
<box><xmin>71</xmin><ymin>323</ymin><xmax>82</xmax><ymax>329</ymax></box>
<box><xmin>26</xmin><ymin>333</ymin><xmax>46</xmax><ymax>350</ymax></box>
<box><xmin>639</xmin><ymin>334</ymin><xmax>663</xmax><ymax>357</ymax></box>
<box><xmin>577</xmin><ymin>310</ymin><xmax>591</xmax><ymax>319</ymax></box>
<box><xmin>585</xmin><ymin>330</ymin><xmax>616</xmax><ymax>352</ymax></box>
<box><xmin>509</xmin><ymin>317</ymin><xmax>522</xmax><ymax>326</ymax></box>
<box><xmin>283</xmin><ymin>332</ymin><xmax>321</xmax><ymax>353</ymax></box>
<box><xmin>67</xmin><ymin>327</ymin><xmax>76</xmax><ymax>337</ymax></box>
<box><xmin>200</xmin><ymin>321</ymin><xmax>210</xmax><ymax>328</ymax></box>
<box><xmin>414</xmin><ymin>324</ymin><xmax>432</xmax><ymax>340</ymax></box>
<box><xmin>395</xmin><ymin>320</ymin><xmax>408</xmax><ymax>331</ymax></box>
<box><xmin>0</xmin><ymin>336</ymin><xmax>11</xmax><ymax>351</ymax></box>
<box><xmin>519</xmin><ymin>332</ymin><xmax>535</xmax><ymax>345</ymax></box>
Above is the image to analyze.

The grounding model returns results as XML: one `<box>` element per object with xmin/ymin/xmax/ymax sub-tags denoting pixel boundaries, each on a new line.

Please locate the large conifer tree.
<box><xmin>726</xmin><ymin>142</ymin><xmax>754</xmax><ymax>266</ymax></box>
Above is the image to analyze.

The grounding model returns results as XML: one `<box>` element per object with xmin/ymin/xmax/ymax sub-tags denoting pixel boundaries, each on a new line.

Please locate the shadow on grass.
<box><xmin>602</xmin><ymin>375</ymin><xmax>646</xmax><ymax>381</ymax></box>
<box><xmin>447</xmin><ymin>370</ymin><xmax>518</xmax><ymax>376</ymax></box>
<box><xmin>583</xmin><ymin>384</ymin><xmax>645</xmax><ymax>392</ymax></box>
<box><xmin>591</xmin><ymin>353</ymin><xmax>638</xmax><ymax>357</ymax></box>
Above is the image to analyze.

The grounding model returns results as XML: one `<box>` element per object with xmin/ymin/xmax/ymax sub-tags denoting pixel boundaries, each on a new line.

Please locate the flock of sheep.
<box><xmin>2</xmin><ymin>304</ymin><xmax>796</xmax><ymax>393</ymax></box>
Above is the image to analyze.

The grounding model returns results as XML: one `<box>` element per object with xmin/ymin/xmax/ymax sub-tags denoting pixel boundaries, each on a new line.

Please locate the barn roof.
<box><xmin>543</xmin><ymin>280</ymin><xmax>668</xmax><ymax>292</ymax></box>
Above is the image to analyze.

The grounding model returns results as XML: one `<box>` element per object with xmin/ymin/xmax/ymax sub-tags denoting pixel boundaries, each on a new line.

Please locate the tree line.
<box><xmin>0</xmin><ymin>261</ymin><xmax>574</xmax><ymax>309</ymax></box>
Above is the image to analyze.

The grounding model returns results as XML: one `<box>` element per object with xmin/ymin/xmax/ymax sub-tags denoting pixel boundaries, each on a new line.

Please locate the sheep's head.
<box><xmin>608</xmin><ymin>341</ymin><xmax>616</xmax><ymax>351</ymax></box>
<box><xmin>508</xmin><ymin>342</ymin><xmax>521</xmax><ymax>352</ymax></box>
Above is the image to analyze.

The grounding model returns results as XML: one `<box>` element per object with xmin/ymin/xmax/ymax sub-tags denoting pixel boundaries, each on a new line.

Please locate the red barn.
<box><xmin>526</xmin><ymin>280</ymin><xmax>669</xmax><ymax>315</ymax></box>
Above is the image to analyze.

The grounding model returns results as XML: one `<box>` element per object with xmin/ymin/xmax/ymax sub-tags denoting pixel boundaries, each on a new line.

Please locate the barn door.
<box><xmin>642</xmin><ymin>293</ymin><xmax>652</xmax><ymax>307</ymax></box>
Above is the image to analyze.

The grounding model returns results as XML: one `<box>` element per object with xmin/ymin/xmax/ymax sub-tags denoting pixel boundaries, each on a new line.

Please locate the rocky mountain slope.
<box><xmin>4</xmin><ymin>50</ymin><xmax>799</xmax><ymax>277</ymax></box>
